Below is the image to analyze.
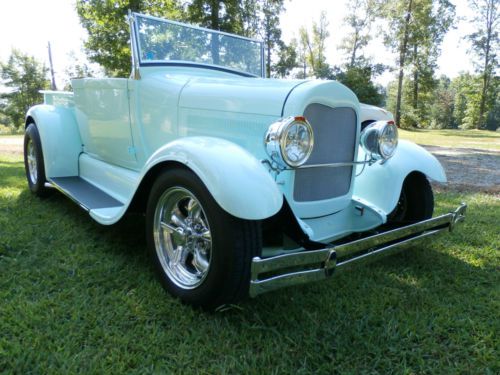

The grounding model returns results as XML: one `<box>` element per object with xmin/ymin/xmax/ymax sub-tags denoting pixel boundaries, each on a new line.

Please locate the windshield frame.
<box><xmin>129</xmin><ymin>12</ymin><xmax>265</xmax><ymax>78</ymax></box>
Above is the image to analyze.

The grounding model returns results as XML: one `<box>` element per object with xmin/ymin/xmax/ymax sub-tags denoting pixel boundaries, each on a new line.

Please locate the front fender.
<box><xmin>144</xmin><ymin>137</ymin><xmax>283</xmax><ymax>220</ymax></box>
<box><xmin>26</xmin><ymin>104</ymin><xmax>82</xmax><ymax>178</ymax></box>
<box><xmin>353</xmin><ymin>140</ymin><xmax>446</xmax><ymax>216</ymax></box>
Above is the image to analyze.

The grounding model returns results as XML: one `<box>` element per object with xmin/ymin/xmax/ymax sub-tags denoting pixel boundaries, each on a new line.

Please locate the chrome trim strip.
<box><xmin>128</xmin><ymin>10</ymin><xmax>141</xmax><ymax>80</ymax></box>
<box><xmin>134</xmin><ymin>12</ymin><xmax>262</xmax><ymax>43</ymax></box>
<box><xmin>249</xmin><ymin>203</ymin><xmax>467</xmax><ymax>297</ymax></box>
<box><xmin>131</xmin><ymin>12</ymin><xmax>265</xmax><ymax>78</ymax></box>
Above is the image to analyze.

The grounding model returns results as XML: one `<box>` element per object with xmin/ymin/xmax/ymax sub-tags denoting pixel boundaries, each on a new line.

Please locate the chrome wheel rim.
<box><xmin>27</xmin><ymin>139</ymin><xmax>38</xmax><ymax>184</ymax></box>
<box><xmin>153</xmin><ymin>187</ymin><xmax>212</xmax><ymax>289</ymax></box>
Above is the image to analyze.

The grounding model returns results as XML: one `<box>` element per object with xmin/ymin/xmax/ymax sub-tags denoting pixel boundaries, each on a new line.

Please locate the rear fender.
<box><xmin>26</xmin><ymin>105</ymin><xmax>82</xmax><ymax>178</ymax></box>
<box><xmin>143</xmin><ymin>137</ymin><xmax>283</xmax><ymax>220</ymax></box>
<box><xmin>354</xmin><ymin>140</ymin><xmax>446</xmax><ymax>216</ymax></box>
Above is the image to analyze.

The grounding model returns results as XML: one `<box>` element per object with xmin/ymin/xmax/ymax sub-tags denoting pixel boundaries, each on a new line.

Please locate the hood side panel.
<box><xmin>179</xmin><ymin>77</ymin><xmax>304</xmax><ymax>116</ymax></box>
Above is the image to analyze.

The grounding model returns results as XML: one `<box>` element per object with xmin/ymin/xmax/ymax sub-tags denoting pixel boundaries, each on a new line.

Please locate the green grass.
<box><xmin>1</xmin><ymin>152</ymin><xmax>499</xmax><ymax>374</ymax></box>
<box><xmin>399</xmin><ymin>128</ymin><xmax>500</xmax><ymax>151</ymax></box>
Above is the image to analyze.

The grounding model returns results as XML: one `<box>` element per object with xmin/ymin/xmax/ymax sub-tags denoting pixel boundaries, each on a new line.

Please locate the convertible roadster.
<box><xmin>24</xmin><ymin>12</ymin><xmax>466</xmax><ymax>308</ymax></box>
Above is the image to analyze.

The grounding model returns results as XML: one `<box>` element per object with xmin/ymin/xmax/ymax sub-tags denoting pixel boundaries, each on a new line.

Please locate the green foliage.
<box><xmin>187</xmin><ymin>0</ymin><xmax>257</xmax><ymax>36</ymax></box>
<box><xmin>452</xmin><ymin>73</ymin><xmax>483</xmax><ymax>129</ymax></box>
<box><xmin>428</xmin><ymin>76</ymin><xmax>455</xmax><ymax>129</ymax></box>
<box><xmin>388</xmin><ymin>72</ymin><xmax>499</xmax><ymax>130</ymax></box>
<box><xmin>467</xmin><ymin>0</ymin><xmax>499</xmax><ymax>128</ymax></box>
<box><xmin>257</xmin><ymin>0</ymin><xmax>286</xmax><ymax>77</ymax></box>
<box><xmin>273</xmin><ymin>39</ymin><xmax>298</xmax><ymax>78</ymax></box>
<box><xmin>340</xmin><ymin>0</ymin><xmax>381</xmax><ymax>67</ymax></box>
<box><xmin>298</xmin><ymin>11</ymin><xmax>333</xmax><ymax>79</ymax></box>
<box><xmin>335</xmin><ymin>65</ymin><xmax>384</xmax><ymax>105</ymax></box>
<box><xmin>0</xmin><ymin>50</ymin><xmax>49</xmax><ymax>130</ymax></box>
<box><xmin>380</xmin><ymin>0</ymin><xmax>455</xmax><ymax>127</ymax></box>
<box><xmin>76</xmin><ymin>0</ymin><xmax>183</xmax><ymax>77</ymax></box>
<box><xmin>63</xmin><ymin>51</ymin><xmax>99</xmax><ymax>91</ymax></box>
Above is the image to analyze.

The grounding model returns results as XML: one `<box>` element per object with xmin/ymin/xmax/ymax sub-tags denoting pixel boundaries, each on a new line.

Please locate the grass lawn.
<box><xmin>1</xmin><ymin>150</ymin><xmax>499</xmax><ymax>373</ymax></box>
<box><xmin>399</xmin><ymin>128</ymin><xmax>500</xmax><ymax>151</ymax></box>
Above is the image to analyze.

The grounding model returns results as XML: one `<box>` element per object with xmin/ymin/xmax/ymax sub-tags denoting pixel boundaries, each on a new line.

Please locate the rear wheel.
<box><xmin>24</xmin><ymin>123</ymin><xmax>51</xmax><ymax>197</ymax></box>
<box><xmin>388</xmin><ymin>172</ymin><xmax>434</xmax><ymax>224</ymax></box>
<box><xmin>146</xmin><ymin>168</ymin><xmax>261</xmax><ymax>309</ymax></box>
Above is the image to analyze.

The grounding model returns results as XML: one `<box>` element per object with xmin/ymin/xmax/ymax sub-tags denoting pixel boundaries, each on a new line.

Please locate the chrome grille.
<box><xmin>293</xmin><ymin>104</ymin><xmax>357</xmax><ymax>202</ymax></box>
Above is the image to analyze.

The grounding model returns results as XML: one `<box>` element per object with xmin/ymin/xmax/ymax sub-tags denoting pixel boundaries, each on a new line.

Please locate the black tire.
<box><xmin>24</xmin><ymin>123</ymin><xmax>51</xmax><ymax>197</ymax></box>
<box><xmin>388</xmin><ymin>172</ymin><xmax>434</xmax><ymax>224</ymax></box>
<box><xmin>146</xmin><ymin>168</ymin><xmax>261</xmax><ymax>309</ymax></box>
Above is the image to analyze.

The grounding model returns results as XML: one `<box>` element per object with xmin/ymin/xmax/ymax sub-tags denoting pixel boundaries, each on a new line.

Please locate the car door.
<box><xmin>73</xmin><ymin>78</ymin><xmax>137</xmax><ymax>169</ymax></box>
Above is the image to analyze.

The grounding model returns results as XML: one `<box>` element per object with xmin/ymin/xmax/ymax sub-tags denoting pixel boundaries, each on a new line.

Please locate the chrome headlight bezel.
<box><xmin>360</xmin><ymin>120</ymin><xmax>398</xmax><ymax>160</ymax></box>
<box><xmin>264</xmin><ymin>116</ymin><xmax>314</xmax><ymax>168</ymax></box>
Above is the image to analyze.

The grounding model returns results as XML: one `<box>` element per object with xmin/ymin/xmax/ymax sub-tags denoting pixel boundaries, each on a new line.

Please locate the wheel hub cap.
<box><xmin>153</xmin><ymin>187</ymin><xmax>212</xmax><ymax>289</ymax></box>
<box><xmin>27</xmin><ymin>139</ymin><xmax>38</xmax><ymax>184</ymax></box>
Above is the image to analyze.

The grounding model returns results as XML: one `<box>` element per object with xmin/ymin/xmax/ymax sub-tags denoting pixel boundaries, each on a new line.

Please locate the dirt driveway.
<box><xmin>1</xmin><ymin>135</ymin><xmax>498</xmax><ymax>194</ymax></box>
<box><xmin>0</xmin><ymin>136</ymin><xmax>23</xmax><ymax>156</ymax></box>
<box><xmin>425</xmin><ymin>145</ymin><xmax>500</xmax><ymax>195</ymax></box>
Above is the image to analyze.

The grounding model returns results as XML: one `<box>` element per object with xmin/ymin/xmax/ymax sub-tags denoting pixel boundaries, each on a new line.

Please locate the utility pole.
<box><xmin>47</xmin><ymin>42</ymin><xmax>57</xmax><ymax>91</ymax></box>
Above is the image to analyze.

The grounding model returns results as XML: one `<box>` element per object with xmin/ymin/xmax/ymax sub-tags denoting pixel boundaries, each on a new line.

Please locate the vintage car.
<box><xmin>24</xmin><ymin>12</ymin><xmax>466</xmax><ymax>309</ymax></box>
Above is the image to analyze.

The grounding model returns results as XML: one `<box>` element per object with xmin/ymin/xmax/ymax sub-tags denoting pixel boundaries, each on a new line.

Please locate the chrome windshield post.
<box><xmin>128</xmin><ymin>10</ymin><xmax>141</xmax><ymax>80</ymax></box>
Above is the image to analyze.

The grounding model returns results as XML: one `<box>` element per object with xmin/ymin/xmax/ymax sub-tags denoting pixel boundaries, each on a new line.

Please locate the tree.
<box><xmin>467</xmin><ymin>0</ymin><xmax>499</xmax><ymax>128</ymax></box>
<box><xmin>257</xmin><ymin>0</ymin><xmax>285</xmax><ymax>77</ymax></box>
<box><xmin>187</xmin><ymin>0</ymin><xmax>260</xmax><ymax>65</ymax></box>
<box><xmin>340</xmin><ymin>0</ymin><xmax>380</xmax><ymax>67</ymax></box>
<box><xmin>381</xmin><ymin>0</ymin><xmax>455</xmax><ymax>127</ymax></box>
<box><xmin>298</xmin><ymin>11</ymin><xmax>333</xmax><ymax>79</ymax></box>
<box><xmin>335</xmin><ymin>65</ymin><xmax>385</xmax><ymax>105</ymax></box>
<box><xmin>62</xmin><ymin>51</ymin><xmax>100</xmax><ymax>91</ymax></box>
<box><xmin>76</xmin><ymin>0</ymin><xmax>182</xmax><ymax>77</ymax></box>
<box><xmin>428</xmin><ymin>76</ymin><xmax>455</xmax><ymax>128</ymax></box>
<box><xmin>408</xmin><ymin>0</ymin><xmax>454</xmax><ymax>125</ymax></box>
<box><xmin>273</xmin><ymin>40</ymin><xmax>298</xmax><ymax>78</ymax></box>
<box><xmin>0</xmin><ymin>49</ymin><xmax>49</xmax><ymax>130</ymax></box>
<box><xmin>187</xmin><ymin>0</ymin><xmax>257</xmax><ymax>35</ymax></box>
<box><xmin>451</xmin><ymin>72</ymin><xmax>499</xmax><ymax>130</ymax></box>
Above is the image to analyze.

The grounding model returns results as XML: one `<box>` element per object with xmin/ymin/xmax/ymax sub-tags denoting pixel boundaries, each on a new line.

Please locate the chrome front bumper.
<box><xmin>249</xmin><ymin>203</ymin><xmax>467</xmax><ymax>297</ymax></box>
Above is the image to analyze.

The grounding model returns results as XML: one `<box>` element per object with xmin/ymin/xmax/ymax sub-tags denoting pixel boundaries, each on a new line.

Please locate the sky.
<box><xmin>0</xmin><ymin>0</ymin><xmax>476</xmax><ymax>88</ymax></box>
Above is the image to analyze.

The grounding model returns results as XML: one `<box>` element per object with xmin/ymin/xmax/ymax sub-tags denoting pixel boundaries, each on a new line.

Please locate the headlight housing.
<box><xmin>360</xmin><ymin>120</ymin><xmax>398</xmax><ymax>160</ymax></box>
<box><xmin>265</xmin><ymin>116</ymin><xmax>314</xmax><ymax>168</ymax></box>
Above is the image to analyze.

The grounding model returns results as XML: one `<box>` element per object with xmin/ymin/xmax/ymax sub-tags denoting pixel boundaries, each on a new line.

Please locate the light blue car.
<box><xmin>24</xmin><ymin>12</ymin><xmax>466</xmax><ymax>309</ymax></box>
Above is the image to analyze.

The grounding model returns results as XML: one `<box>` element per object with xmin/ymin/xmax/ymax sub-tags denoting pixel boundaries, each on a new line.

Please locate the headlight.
<box><xmin>360</xmin><ymin>120</ymin><xmax>398</xmax><ymax>160</ymax></box>
<box><xmin>265</xmin><ymin>116</ymin><xmax>314</xmax><ymax>168</ymax></box>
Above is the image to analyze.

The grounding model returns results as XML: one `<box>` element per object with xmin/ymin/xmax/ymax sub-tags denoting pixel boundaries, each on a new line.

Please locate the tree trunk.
<box><xmin>349</xmin><ymin>31</ymin><xmax>359</xmax><ymax>67</ymax></box>
<box><xmin>395</xmin><ymin>0</ymin><xmax>413</xmax><ymax>128</ymax></box>
<box><xmin>266</xmin><ymin>18</ymin><xmax>271</xmax><ymax>78</ymax></box>
<box><xmin>478</xmin><ymin>25</ymin><xmax>491</xmax><ymax>129</ymax></box>
<box><xmin>210</xmin><ymin>1</ymin><xmax>221</xmax><ymax>65</ymax></box>
<box><xmin>412</xmin><ymin>44</ymin><xmax>418</xmax><ymax>127</ymax></box>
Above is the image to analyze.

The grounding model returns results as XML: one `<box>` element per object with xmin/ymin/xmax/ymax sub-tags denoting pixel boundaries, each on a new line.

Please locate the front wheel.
<box><xmin>146</xmin><ymin>168</ymin><xmax>261</xmax><ymax>309</ymax></box>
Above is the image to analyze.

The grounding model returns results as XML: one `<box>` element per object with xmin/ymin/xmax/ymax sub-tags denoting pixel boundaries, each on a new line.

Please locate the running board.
<box><xmin>49</xmin><ymin>177</ymin><xmax>124</xmax><ymax>211</ymax></box>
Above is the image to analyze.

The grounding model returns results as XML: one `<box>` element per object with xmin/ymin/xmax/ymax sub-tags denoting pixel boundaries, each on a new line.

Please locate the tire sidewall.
<box><xmin>146</xmin><ymin>168</ymin><xmax>241</xmax><ymax>307</ymax></box>
<box><xmin>24</xmin><ymin>123</ymin><xmax>48</xmax><ymax>195</ymax></box>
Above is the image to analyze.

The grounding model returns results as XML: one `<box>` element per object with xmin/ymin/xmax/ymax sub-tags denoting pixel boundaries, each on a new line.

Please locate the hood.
<box><xmin>178</xmin><ymin>77</ymin><xmax>305</xmax><ymax>116</ymax></box>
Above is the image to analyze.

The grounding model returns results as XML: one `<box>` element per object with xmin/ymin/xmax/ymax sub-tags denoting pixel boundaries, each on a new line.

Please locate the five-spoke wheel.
<box><xmin>146</xmin><ymin>168</ymin><xmax>261</xmax><ymax>309</ymax></box>
<box><xmin>153</xmin><ymin>187</ymin><xmax>212</xmax><ymax>289</ymax></box>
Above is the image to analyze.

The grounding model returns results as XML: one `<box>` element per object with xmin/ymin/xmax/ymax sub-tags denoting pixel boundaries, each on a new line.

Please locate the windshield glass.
<box><xmin>134</xmin><ymin>14</ymin><xmax>264</xmax><ymax>77</ymax></box>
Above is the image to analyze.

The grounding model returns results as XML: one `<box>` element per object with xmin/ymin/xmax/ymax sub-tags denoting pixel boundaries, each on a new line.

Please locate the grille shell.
<box><xmin>293</xmin><ymin>104</ymin><xmax>357</xmax><ymax>202</ymax></box>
